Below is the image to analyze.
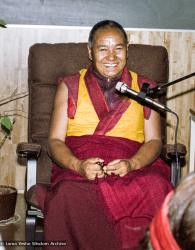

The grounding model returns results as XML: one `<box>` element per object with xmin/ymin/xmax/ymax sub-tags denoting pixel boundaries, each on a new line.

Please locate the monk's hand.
<box><xmin>104</xmin><ymin>159</ymin><xmax>132</xmax><ymax>177</ymax></box>
<box><xmin>77</xmin><ymin>158</ymin><xmax>105</xmax><ymax>180</ymax></box>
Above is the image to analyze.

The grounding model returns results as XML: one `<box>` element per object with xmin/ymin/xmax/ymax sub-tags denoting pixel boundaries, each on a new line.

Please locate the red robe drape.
<box><xmin>36</xmin><ymin>67</ymin><xmax>173</xmax><ymax>250</ymax></box>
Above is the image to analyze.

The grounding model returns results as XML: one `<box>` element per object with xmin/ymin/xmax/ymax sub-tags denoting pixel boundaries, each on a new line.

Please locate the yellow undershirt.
<box><xmin>67</xmin><ymin>69</ymin><xmax>144</xmax><ymax>143</ymax></box>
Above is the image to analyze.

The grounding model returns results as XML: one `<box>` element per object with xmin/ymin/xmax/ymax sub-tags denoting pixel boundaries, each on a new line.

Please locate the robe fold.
<box><xmin>37</xmin><ymin>66</ymin><xmax>173</xmax><ymax>250</ymax></box>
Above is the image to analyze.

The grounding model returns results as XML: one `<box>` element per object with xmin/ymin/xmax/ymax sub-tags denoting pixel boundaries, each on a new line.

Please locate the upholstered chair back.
<box><xmin>28</xmin><ymin>43</ymin><xmax>168</xmax><ymax>185</ymax></box>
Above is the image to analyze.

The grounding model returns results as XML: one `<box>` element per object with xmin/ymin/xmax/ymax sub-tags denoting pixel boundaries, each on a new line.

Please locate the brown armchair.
<box><xmin>16</xmin><ymin>43</ymin><xmax>186</xmax><ymax>249</ymax></box>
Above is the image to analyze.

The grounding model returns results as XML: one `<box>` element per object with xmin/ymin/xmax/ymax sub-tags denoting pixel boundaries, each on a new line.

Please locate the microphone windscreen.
<box><xmin>115</xmin><ymin>82</ymin><xmax>123</xmax><ymax>91</ymax></box>
<box><xmin>115</xmin><ymin>82</ymin><xmax>127</xmax><ymax>93</ymax></box>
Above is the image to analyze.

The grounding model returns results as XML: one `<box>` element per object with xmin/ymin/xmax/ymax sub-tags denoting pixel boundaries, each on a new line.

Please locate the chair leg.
<box><xmin>26</xmin><ymin>215</ymin><xmax>36</xmax><ymax>250</ymax></box>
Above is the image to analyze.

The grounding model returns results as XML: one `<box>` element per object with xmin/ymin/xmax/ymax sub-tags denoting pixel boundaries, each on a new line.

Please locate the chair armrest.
<box><xmin>17</xmin><ymin>142</ymin><xmax>41</xmax><ymax>159</ymax></box>
<box><xmin>17</xmin><ymin>142</ymin><xmax>42</xmax><ymax>191</ymax></box>
<box><xmin>162</xmin><ymin>143</ymin><xmax>187</xmax><ymax>160</ymax></box>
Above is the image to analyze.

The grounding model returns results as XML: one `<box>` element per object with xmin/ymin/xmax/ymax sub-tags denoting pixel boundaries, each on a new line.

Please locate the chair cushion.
<box><xmin>25</xmin><ymin>184</ymin><xmax>48</xmax><ymax>210</ymax></box>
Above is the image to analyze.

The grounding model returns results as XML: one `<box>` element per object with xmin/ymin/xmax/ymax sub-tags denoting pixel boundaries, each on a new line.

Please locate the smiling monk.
<box><xmin>37</xmin><ymin>20</ymin><xmax>173</xmax><ymax>250</ymax></box>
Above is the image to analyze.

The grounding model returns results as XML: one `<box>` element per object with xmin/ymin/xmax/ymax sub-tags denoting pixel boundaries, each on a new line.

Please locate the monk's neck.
<box><xmin>92</xmin><ymin>67</ymin><xmax>122</xmax><ymax>86</ymax></box>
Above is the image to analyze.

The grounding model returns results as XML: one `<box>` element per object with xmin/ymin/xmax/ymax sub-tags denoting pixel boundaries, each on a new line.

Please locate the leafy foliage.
<box><xmin>0</xmin><ymin>116</ymin><xmax>14</xmax><ymax>149</ymax></box>
<box><xmin>0</xmin><ymin>116</ymin><xmax>13</xmax><ymax>133</ymax></box>
<box><xmin>0</xmin><ymin>19</ymin><xmax>7</xmax><ymax>28</ymax></box>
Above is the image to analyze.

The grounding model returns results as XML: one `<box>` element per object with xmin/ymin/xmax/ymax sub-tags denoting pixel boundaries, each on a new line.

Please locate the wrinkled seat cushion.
<box><xmin>25</xmin><ymin>184</ymin><xmax>48</xmax><ymax>210</ymax></box>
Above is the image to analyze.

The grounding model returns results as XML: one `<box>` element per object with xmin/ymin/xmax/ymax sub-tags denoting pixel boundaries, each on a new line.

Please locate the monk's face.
<box><xmin>88</xmin><ymin>27</ymin><xmax>128</xmax><ymax>79</ymax></box>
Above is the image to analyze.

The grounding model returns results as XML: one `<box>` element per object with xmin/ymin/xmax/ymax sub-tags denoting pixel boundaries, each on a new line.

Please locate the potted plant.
<box><xmin>0</xmin><ymin>19</ymin><xmax>28</xmax><ymax>223</ymax></box>
<box><xmin>0</xmin><ymin>107</ymin><xmax>17</xmax><ymax>222</ymax></box>
<box><xmin>0</xmin><ymin>89</ymin><xmax>28</xmax><ymax>222</ymax></box>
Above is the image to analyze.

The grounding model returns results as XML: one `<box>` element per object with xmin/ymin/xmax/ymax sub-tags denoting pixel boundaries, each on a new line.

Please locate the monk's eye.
<box><xmin>99</xmin><ymin>48</ymin><xmax>107</xmax><ymax>52</ymax></box>
<box><xmin>115</xmin><ymin>46</ymin><xmax>123</xmax><ymax>51</ymax></box>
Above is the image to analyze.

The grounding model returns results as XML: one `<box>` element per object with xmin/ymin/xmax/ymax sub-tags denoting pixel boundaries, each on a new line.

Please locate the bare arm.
<box><xmin>129</xmin><ymin>109</ymin><xmax>162</xmax><ymax>169</ymax></box>
<box><xmin>48</xmin><ymin>82</ymin><xmax>79</xmax><ymax>171</ymax></box>
<box><xmin>48</xmin><ymin>82</ymin><xmax>104</xmax><ymax>180</ymax></box>
<box><xmin>105</xmin><ymin>110</ymin><xmax>162</xmax><ymax>176</ymax></box>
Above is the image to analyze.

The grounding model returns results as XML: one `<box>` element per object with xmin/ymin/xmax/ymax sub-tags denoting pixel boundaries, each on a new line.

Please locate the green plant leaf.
<box><xmin>0</xmin><ymin>116</ymin><xmax>12</xmax><ymax>132</ymax></box>
<box><xmin>0</xmin><ymin>19</ymin><xmax>7</xmax><ymax>28</ymax></box>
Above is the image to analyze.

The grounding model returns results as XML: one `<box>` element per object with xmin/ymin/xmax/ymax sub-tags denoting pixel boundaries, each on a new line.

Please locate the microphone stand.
<box><xmin>143</xmin><ymin>72</ymin><xmax>195</xmax><ymax>186</ymax></box>
<box><xmin>147</xmin><ymin>72</ymin><xmax>195</xmax><ymax>96</ymax></box>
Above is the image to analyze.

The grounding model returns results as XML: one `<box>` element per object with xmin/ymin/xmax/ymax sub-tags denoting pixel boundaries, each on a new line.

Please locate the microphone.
<box><xmin>116</xmin><ymin>82</ymin><xmax>171</xmax><ymax>112</ymax></box>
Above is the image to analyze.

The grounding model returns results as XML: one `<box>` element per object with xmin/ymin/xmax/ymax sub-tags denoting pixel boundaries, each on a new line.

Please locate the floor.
<box><xmin>0</xmin><ymin>194</ymin><xmax>26</xmax><ymax>250</ymax></box>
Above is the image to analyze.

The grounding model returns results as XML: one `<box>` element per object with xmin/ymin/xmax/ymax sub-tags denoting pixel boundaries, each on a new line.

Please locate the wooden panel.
<box><xmin>0</xmin><ymin>25</ymin><xmax>194</xmax><ymax>190</ymax></box>
<box><xmin>128</xmin><ymin>30</ymin><xmax>195</xmax><ymax>176</ymax></box>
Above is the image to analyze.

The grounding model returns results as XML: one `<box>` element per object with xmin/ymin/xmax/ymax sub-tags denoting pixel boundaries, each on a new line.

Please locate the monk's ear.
<box><xmin>87</xmin><ymin>45</ymin><xmax>92</xmax><ymax>61</ymax></box>
<box><xmin>126</xmin><ymin>44</ymin><xmax>129</xmax><ymax>59</ymax></box>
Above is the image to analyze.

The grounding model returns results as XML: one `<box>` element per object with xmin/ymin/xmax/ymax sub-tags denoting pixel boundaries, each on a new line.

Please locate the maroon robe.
<box><xmin>37</xmin><ymin>67</ymin><xmax>173</xmax><ymax>250</ymax></box>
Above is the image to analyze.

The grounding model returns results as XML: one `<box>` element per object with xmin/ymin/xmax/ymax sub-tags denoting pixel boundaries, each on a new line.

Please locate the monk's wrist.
<box><xmin>128</xmin><ymin>158</ymin><xmax>141</xmax><ymax>170</ymax></box>
<box><xmin>69</xmin><ymin>157</ymin><xmax>81</xmax><ymax>172</ymax></box>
